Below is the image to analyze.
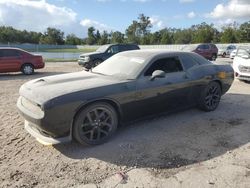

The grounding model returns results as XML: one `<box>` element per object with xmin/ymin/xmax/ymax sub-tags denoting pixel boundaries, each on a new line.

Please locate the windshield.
<box><xmin>237</xmin><ymin>47</ymin><xmax>250</xmax><ymax>59</ymax></box>
<box><xmin>92</xmin><ymin>54</ymin><xmax>146</xmax><ymax>79</ymax></box>
<box><xmin>96</xmin><ymin>45</ymin><xmax>109</xmax><ymax>52</ymax></box>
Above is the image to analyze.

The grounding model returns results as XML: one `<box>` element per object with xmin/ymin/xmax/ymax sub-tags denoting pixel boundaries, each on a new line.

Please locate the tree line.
<box><xmin>0</xmin><ymin>14</ymin><xmax>249</xmax><ymax>45</ymax></box>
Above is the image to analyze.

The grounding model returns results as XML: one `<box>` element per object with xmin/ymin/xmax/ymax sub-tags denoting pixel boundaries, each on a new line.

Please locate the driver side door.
<box><xmin>133</xmin><ymin>55</ymin><xmax>192</xmax><ymax>118</ymax></box>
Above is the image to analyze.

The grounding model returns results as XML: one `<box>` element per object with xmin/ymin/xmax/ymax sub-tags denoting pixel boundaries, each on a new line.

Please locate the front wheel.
<box><xmin>198</xmin><ymin>82</ymin><xmax>222</xmax><ymax>112</ymax></box>
<box><xmin>21</xmin><ymin>64</ymin><xmax>34</xmax><ymax>75</ymax></box>
<box><xmin>93</xmin><ymin>59</ymin><xmax>103</xmax><ymax>67</ymax></box>
<box><xmin>73</xmin><ymin>102</ymin><xmax>118</xmax><ymax>145</ymax></box>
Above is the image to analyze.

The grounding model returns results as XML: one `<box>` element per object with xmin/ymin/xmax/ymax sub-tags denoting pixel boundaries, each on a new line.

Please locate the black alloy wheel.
<box><xmin>199</xmin><ymin>82</ymin><xmax>221</xmax><ymax>112</ymax></box>
<box><xmin>73</xmin><ymin>102</ymin><xmax>118</xmax><ymax>145</ymax></box>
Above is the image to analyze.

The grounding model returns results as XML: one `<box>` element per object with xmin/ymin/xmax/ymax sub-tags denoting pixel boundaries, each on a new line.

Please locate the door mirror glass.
<box><xmin>150</xmin><ymin>70</ymin><xmax>165</xmax><ymax>81</ymax></box>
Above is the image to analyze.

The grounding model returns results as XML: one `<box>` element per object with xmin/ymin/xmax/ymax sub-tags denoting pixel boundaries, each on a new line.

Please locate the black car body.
<box><xmin>17</xmin><ymin>50</ymin><xmax>234</xmax><ymax>145</ymax></box>
<box><xmin>78</xmin><ymin>43</ymin><xmax>140</xmax><ymax>69</ymax></box>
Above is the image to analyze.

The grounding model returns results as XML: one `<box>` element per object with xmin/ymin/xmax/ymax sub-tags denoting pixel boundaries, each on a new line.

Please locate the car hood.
<box><xmin>80</xmin><ymin>51</ymin><xmax>101</xmax><ymax>57</ymax></box>
<box><xmin>234</xmin><ymin>57</ymin><xmax>250</xmax><ymax>66</ymax></box>
<box><xmin>19</xmin><ymin>71</ymin><xmax>122</xmax><ymax>105</ymax></box>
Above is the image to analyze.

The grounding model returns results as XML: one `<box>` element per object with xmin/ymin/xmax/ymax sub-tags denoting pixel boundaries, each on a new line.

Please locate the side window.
<box><xmin>127</xmin><ymin>45</ymin><xmax>139</xmax><ymax>50</ymax></box>
<box><xmin>119</xmin><ymin>45</ymin><xmax>127</xmax><ymax>51</ymax></box>
<box><xmin>190</xmin><ymin>53</ymin><xmax>211</xmax><ymax>65</ymax></box>
<box><xmin>3</xmin><ymin>50</ymin><xmax>20</xmax><ymax>57</ymax></box>
<box><xmin>108</xmin><ymin>45</ymin><xmax>119</xmax><ymax>54</ymax></box>
<box><xmin>144</xmin><ymin>57</ymin><xmax>183</xmax><ymax>76</ymax></box>
<box><xmin>198</xmin><ymin>45</ymin><xmax>204</xmax><ymax>50</ymax></box>
<box><xmin>0</xmin><ymin>50</ymin><xmax>4</xmax><ymax>57</ymax></box>
<box><xmin>180</xmin><ymin>54</ymin><xmax>198</xmax><ymax>70</ymax></box>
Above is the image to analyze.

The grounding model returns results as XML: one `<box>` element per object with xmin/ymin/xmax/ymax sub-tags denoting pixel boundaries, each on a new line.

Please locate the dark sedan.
<box><xmin>17</xmin><ymin>50</ymin><xmax>234</xmax><ymax>145</ymax></box>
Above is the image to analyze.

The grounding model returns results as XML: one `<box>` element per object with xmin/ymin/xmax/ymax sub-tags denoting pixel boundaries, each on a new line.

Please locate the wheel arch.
<box><xmin>70</xmin><ymin>98</ymin><xmax>122</xmax><ymax>136</ymax></box>
<box><xmin>21</xmin><ymin>62</ymin><xmax>34</xmax><ymax>69</ymax></box>
<box><xmin>213</xmin><ymin>79</ymin><xmax>222</xmax><ymax>91</ymax></box>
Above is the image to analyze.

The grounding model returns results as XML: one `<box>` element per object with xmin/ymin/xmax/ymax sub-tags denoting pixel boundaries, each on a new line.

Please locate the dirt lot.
<box><xmin>0</xmin><ymin>60</ymin><xmax>250</xmax><ymax>188</ymax></box>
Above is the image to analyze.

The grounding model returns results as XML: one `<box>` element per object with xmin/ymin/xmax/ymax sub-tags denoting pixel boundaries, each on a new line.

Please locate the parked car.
<box><xmin>78</xmin><ymin>44</ymin><xmax>140</xmax><ymax>69</ymax></box>
<box><xmin>218</xmin><ymin>45</ymin><xmax>236</xmax><ymax>57</ymax></box>
<box><xmin>0</xmin><ymin>48</ymin><xmax>44</xmax><ymax>75</ymax></box>
<box><xmin>182</xmin><ymin>43</ymin><xmax>218</xmax><ymax>61</ymax></box>
<box><xmin>233</xmin><ymin>46</ymin><xmax>250</xmax><ymax>82</ymax></box>
<box><xmin>17</xmin><ymin>50</ymin><xmax>234</xmax><ymax>146</ymax></box>
<box><xmin>230</xmin><ymin>49</ymin><xmax>237</xmax><ymax>59</ymax></box>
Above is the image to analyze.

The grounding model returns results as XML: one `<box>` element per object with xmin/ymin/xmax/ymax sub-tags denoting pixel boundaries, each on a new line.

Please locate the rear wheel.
<box><xmin>198</xmin><ymin>82</ymin><xmax>221</xmax><ymax>112</ymax></box>
<box><xmin>73</xmin><ymin>102</ymin><xmax>118</xmax><ymax>145</ymax></box>
<box><xmin>222</xmin><ymin>52</ymin><xmax>226</xmax><ymax>58</ymax></box>
<box><xmin>21</xmin><ymin>64</ymin><xmax>34</xmax><ymax>75</ymax></box>
<box><xmin>211</xmin><ymin>54</ymin><xmax>217</xmax><ymax>61</ymax></box>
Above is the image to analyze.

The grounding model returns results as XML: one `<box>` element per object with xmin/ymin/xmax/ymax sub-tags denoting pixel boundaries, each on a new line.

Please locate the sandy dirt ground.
<box><xmin>0</xmin><ymin>59</ymin><xmax>250</xmax><ymax>188</ymax></box>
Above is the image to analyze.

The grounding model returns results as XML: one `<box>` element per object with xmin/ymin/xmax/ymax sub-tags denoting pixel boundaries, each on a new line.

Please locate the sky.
<box><xmin>0</xmin><ymin>0</ymin><xmax>249</xmax><ymax>38</ymax></box>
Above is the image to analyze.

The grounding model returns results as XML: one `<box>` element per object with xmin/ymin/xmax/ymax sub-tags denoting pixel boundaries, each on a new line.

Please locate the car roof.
<box><xmin>0</xmin><ymin>47</ymin><xmax>27</xmax><ymax>51</ymax></box>
<box><xmin>118</xmin><ymin>49</ymin><xmax>194</xmax><ymax>59</ymax></box>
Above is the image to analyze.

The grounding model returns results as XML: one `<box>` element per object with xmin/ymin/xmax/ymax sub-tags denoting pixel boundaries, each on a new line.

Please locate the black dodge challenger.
<box><xmin>17</xmin><ymin>50</ymin><xmax>234</xmax><ymax>145</ymax></box>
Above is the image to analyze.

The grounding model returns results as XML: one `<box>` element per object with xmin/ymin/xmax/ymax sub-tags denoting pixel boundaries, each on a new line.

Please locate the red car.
<box><xmin>182</xmin><ymin>43</ymin><xmax>218</xmax><ymax>61</ymax></box>
<box><xmin>0</xmin><ymin>48</ymin><xmax>44</xmax><ymax>75</ymax></box>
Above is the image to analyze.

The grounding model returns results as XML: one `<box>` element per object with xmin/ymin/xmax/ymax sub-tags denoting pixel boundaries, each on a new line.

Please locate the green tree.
<box><xmin>95</xmin><ymin>30</ymin><xmax>101</xmax><ymax>44</ymax></box>
<box><xmin>126</xmin><ymin>20</ymin><xmax>140</xmax><ymax>43</ymax></box>
<box><xmin>220</xmin><ymin>27</ymin><xmax>237</xmax><ymax>43</ymax></box>
<box><xmin>238</xmin><ymin>21</ymin><xmax>250</xmax><ymax>42</ymax></box>
<box><xmin>191</xmin><ymin>23</ymin><xmax>216</xmax><ymax>43</ymax></box>
<box><xmin>159</xmin><ymin>29</ymin><xmax>173</xmax><ymax>44</ymax></box>
<box><xmin>111</xmin><ymin>31</ymin><xmax>124</xmax><ymax>43</ymax></box>
<box><xmin>99</xmin><ymin>31</ymin><xmax>109</xmax><ymax>45</ymax></box>
<box><xmin>173</xmin><ymin>29</ymin><xmax>193</xmax><ymax>44</ymax></box>
<box><xmin>137</xmin><ymin>13</ymin><xmax>152</xmax><ymax>37</ymax></box>
<box><xmin>40</xmin><ymin>27</ymin><xmax>64</xmax><ymax>44</ymax></box>
<box><xmin>65</xmin><ymin>34</ymin><xmax>82</xmax><ymax>45</ymax></box>
<box><xmin>86</xmin><ymin>27</ymin><xmax>96</xmax><ymax>45</ymax></box>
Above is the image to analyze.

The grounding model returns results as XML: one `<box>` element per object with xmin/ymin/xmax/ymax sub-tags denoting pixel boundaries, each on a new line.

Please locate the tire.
<box><xmin>93</xmin><ymin>59</ymin><xmax>102</xmax><ymax>67</ymax></box>
<box><xmin>21</xmin><ymin>64</ymin><xmax>34</xmax><ymax>75</ymax></box>
<box><xmin>83</xmin><ymin>63</ymin><xmax>91</xmax><ymax>70</ymax></box>
<box><xmin>73</xmin><ymin>102</ymin><xmax>118</xmax><ymax>145</ymax></box>
<box><xmin>222</xmin><ymin>52</ymin><xmax>226</xmax><ymax>58</ymax></box>
<box><xmin>198</xmin><ymin>82</ymin><xmax>222</xmax><ymax>112</ymax></box>
<box><xmin>211</xmin><ymin>54</ymin><xmax>217</xmax><ymax>61</ymax></box>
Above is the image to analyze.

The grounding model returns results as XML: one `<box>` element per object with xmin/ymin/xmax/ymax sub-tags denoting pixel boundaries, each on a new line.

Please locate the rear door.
<box><xmin>0</xmin><ymin>49</ymin><xmax>22</xmax><ymax>72</ymax></box>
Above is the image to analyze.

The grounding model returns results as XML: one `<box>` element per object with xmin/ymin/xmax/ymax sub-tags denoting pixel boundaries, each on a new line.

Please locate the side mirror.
<box><xmin>150</xmin><ymin>70</ymin><xmax>165</xmax><ymax>81</ymax></box>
